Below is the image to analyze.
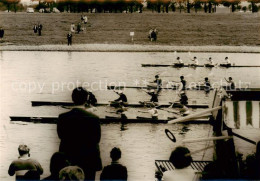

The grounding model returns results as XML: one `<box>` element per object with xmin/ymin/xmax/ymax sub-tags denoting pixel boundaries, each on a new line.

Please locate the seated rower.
<box><xmin>110</xmin><ymin>90</ymin><xmax>128</xmax><ymax>107</ymax></box>
<box><xmin>179</xmin><ymin>91</ymin><xmax>188</xmax><ymax>105</ymax></box>
<box><xmin>145</xmin><ymin>89</ymin><xmax>158</xmax><ymax>103</ymax></box>
<box><xmin>153</xmin><ymin>75</ymin><xmax>162</xmax><ymax>90</ymax></box>
<box><xmin>225</xmin><ymin>77</ymin><xmax>235</xmax><ymax>90</ymax></box>
<box><xmin>87</xmin><ymin>90</ymin><xmax>97</xmax><ymax>106</ymax></box>
<box><xmin>204</xmin><ymin>77</ymin><xmax>211</xmax><ymax>92</ymax></box>
<box><xmin>179</xmin><ymin>76</ymin><xmax>187</xmax><ymax>91</ymax></box>
<box><xmin>189</xmin><ymin>56</ymin><xmax>199</xmax><ymax>66</ymax></box>
<box><xmin>221</xmin><ymin>57</ymin><xmax>231</xmax><ymax>67</ymax></box>
<box><xmin>205</xmin><ymin>57</ymin><xmax>214</xmax><ymax>67</ymax></box>
<box><xmin>138</xmin><ymin>104</ymin><xmax>159</xmax><ymax>120</ymax></box>
<box><xmin>174</xmin><ymin>57</ymin><xmax>184</xmax><ymax>66</ymax></box>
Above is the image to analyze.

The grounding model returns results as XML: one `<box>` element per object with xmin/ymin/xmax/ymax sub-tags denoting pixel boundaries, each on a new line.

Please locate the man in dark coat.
<box><xmin>38</xmin><ymin>24</ymin><xmax>42</xmax><ymax>36</ymax></box>
<box><xmin>100</xmin><ymin>147</ymin><xmax>127</xmax><ymax>181</ymax></box>
<box><xmin>0</xmin><ymin>28</ymin><xmax>4</xmax><ymax>39</ymax></box>
<box><xmin>57</xmin><ymin>87</ymin><xmax>102</xmax><ymax>181</ymax></box>
<box><xmin>67</xmin><ymin>32</ymin><xmax>72</xmax><ymax>46</ymax></box>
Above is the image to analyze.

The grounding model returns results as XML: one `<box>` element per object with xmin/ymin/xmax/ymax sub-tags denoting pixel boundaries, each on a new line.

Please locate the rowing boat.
<box><xmin>141</xmin><ymin>64</ymin><xmax>260</xmax><ymax>68</ymax></box>
<box><xmin>107</xmin><ymin>85</ymin><xmax>213</xmax><ymax>90</ymax></box>
<box><xmin>31</xmin><ymin>101</ymin><xmax>209</xmax><ymax>108</ymax></box>
<box><xmin>9</xmin><ymin>116</ymin><xmax>209</xmax><ymax>124</ymax></box>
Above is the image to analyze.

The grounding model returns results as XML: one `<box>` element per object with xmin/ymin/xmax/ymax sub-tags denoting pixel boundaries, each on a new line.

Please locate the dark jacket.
<box><xmin>57</xmin><ymin>108</ymin><xmax>102</xmax><ymax>171</ymax></box>
<box><xmin>115</xmin><ymin>94</ymin><xmax>127</xmax><ymax>102</ymax></box>
<box><xmin>100</xmin><ymin>161</ymin><xmax>127</xmax><ymax>181</ymax></box>
<box><xmin>148</xmin><ymin>92</ymin><xmax>158</xmax><ymax>102</ymax></box>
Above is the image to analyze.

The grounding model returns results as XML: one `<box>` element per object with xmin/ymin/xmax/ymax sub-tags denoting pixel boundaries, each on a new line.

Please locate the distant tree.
<box><xmin>1</xmin><ymin>0</ymin><xmax>13</xmax><ymax>12</ymax></box>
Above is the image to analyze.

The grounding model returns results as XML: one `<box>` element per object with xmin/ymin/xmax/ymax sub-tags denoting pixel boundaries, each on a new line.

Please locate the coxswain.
<box><xmin>204</xmin><ymin>77</ymin><xmax>211</xmax><ymax>92</ymax></box>
<box><xmin>179</xmin><ymin>76</ymin><xmax>187</xmax><ymax>91</ymax></box>
<box><xmin>87</xmin><ymin>90</ymin><xmax>97</xmax><ymax>106</ymax></box>
<box><xmin>146</xmin><ymin>89</ymin><xmax>158</xmax><ymax>103</ymax></box>
<box><xmin>225</xmin><ymin>77</ymin><xmax>235</xmax><ymax>90</ymax></box>
<box><xmin>179</xmin><ymin>91</ymin><xmax>188</xmax><ymax>105</ymax></box>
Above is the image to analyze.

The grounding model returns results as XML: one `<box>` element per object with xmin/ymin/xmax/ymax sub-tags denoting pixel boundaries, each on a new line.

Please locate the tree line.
<box><xmin>0</xmin><ymin>0</ymin><xmax>259</xmax><ymax>13</ymax></box>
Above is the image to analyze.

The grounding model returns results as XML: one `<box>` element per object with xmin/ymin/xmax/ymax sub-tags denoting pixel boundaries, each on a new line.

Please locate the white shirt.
<box><xmin>148</xmin><ymin>108</ymin><xmax>158</xmax><ymax>117</ymax></box>
<box><xmin>163</xmin><ymin>167</ymin><xmax>197</xmax><ymax>181</ymax></box>
<box><xmin>193</xmin><ymin>58</ymin><xmax>199</xmax><ymax>65</ymax></box>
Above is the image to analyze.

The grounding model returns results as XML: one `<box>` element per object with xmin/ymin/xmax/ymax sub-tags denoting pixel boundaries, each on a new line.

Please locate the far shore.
<box><xmin>0</xmin><ymin>44</ymin><xmax>260</xmax><ymax>53</ymax></box>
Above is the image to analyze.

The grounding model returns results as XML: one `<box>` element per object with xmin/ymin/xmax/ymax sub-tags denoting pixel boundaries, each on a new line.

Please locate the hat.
<box><xmin>118</xmin><ymin>90</ymin><xmax>123</xmax><ymax>94</ymax></box>
<box><xmin>225</xmin><ymin>57</ymin><xmax>228</xmax><ymax>59</ymax></box>
<box><xmin>155</xmin><ymin>75</ymin><xmax>159</xmax><ymax>78</ymax></box>
<box><xmin>18</xmin><ymin>145</ymin><xmax>30</xmax><ymax>153</ymax></box>
<box><xmin>88</xmin><ymin>90</ymin><xmax>92</xmax><ymax>93</ymax></box>
<box><xmin>180</xmin><ymin>76</ymin><xmax>184</xmax><ymax>79</ymax></box>
<box><xmin>177</xmin><ymin>57</ymin><xmax>180</xmax><ymax>59</ymax></box>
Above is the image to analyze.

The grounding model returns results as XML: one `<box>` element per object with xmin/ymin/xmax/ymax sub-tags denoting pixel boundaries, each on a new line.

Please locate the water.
<box><xmin>0</xmin><ymin>51</ymin><xmax>260</xmax><ymax>180</ymax></box>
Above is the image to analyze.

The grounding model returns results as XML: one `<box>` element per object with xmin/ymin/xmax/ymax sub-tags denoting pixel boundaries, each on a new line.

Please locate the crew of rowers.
<box><xmin>174</xmin><ymin>56</ymin><xmax>231</xmax><ymax>67</ymax></box>
<box><xmin>84</xmin><ymin>73</ymin><xmax>235</xmax><ymax>120</ymax></box>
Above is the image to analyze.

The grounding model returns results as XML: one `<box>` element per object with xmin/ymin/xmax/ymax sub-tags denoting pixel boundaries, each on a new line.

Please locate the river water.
<box><xmin>0</xmin><ymin>51</ymin><xmax>260</xmax><ymax>180</ymax></box>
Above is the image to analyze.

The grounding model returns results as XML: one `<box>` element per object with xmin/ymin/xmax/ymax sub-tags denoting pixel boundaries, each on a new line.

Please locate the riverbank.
<box><xmin>0</xmin><ymin>44</ymin><xmax>260</xmax><ymax>53</ymax></box>
<box><xmin>0</xmin><ymin>12</ymin><xmax>259</xmax><ymax>46</ymax></box>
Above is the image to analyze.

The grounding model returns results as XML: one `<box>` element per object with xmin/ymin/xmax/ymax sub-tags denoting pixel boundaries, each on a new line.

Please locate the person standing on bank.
<box><xmin>8</xmin><ymin>145</ymin><xmax>43</xmax><ymax>180</ymax></box>
<box><xmin>38</xmin><ymin>23</ymin><xmax>42</xmax><ymax>36</ymax></box>
<box><xmin>0</xmin><ymin>27</ymin><xmax>5</xmax><ymax>40</ymax></box>
<box><xmin>33</xmin><ymin>24</ymin><xmax>38</xmax><ymax>34</ymax></box>
<box><xmin>57</xmin><ymin>87</ymin><xmax>102</xmax><ymax>181</ymax></box>
<box><xmin>67</xmin><ymin>32</ymin><xmax>72</xmax><ymax>46</ymax></box>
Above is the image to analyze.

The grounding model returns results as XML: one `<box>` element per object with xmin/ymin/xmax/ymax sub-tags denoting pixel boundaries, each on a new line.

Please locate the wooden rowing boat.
<box><xmin>107</xmin><ymin>85</ymin><xmax>213</xmax><ymax>90</ymax></box>
<box><xmin>9</xmin><ymin>116</ymin><xmax>209</xmax><ymax>124</ymax></box>
<box><xmin>31</xmin><ymin>101</ymin><xmax>209</xmax><ymax>108</ymax></box>
<box><xmin>141</xmin><ymin>64</ymin><xmax>260</xmax><ymax>68</ymax></box>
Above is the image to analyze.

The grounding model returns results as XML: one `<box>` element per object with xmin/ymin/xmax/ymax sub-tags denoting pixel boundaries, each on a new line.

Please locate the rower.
<box><xmin>116</xmin><ymin>103</ymin><xmax>128</xmax><ymax>119</ymax></box>
<box><xmin>146</xmin><ymin>89</ymin><xmax>159</xmax><ymax>103</ymax></box>
<box><xmin>190</xmin><ymin>56</ymin><xmax>199</xmax><ymax>66</ymax></box>
<box><xmin>87</xmin><ymin>90</ymin><xmax>97</xmax><ymax>106</ymax></box>
<box><xmin>221</xmin><ymin>57</ymin><xmax>231</xmax><ymax>67</ymax></box>
<box><xmin>208</xmin><ymin>57</ymin><xmax>214</xmax><ymax>65</ymax></box>
<box><xmin>111</xmin><ymin>90</ymin><xmax>128</xmax><ymax>107</ymax></box>
<box><xmin>204</xmin><ymin>77</ymin><xmax>211</xmax><ymax>92</ymax></box>
<box><xmin>179</xmin><ymin>76</ymin><xmax>187</xmax><ymax>91</ymax></box>
<box><xmin>225</xmin><ymin>77</ymin><xmax>235</xmax><ymax>90</ymax></box>
<box><xmin>153</xmin><ymin>75</ymin><xmax>162</xmax><ymax>90</ymax></box>
<box><xmin>138</xmin><ymin>104</ymin><xmax>159</xmax><ymax>120</ymax></box>
<box><xmin>179</xmin><ymin>104</ymin><xmax>190</xmax><ymax>116</ymax></box>
<box><xmin>179</xmin><ymin>91</ymin><xmax>188</xmax><ymax>105</ymax></box>
<box><xmin>175</xmin><ymin>57</ymin><xmax>184</xmax><ymax>66</ymax></box>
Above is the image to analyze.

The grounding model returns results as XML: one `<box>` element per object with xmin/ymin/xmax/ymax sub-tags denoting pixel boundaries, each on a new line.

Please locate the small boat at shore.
<box><xmin>141</xmin><ymin>64</ymin><xmax>260</xmax><ymax>68</ymax></box>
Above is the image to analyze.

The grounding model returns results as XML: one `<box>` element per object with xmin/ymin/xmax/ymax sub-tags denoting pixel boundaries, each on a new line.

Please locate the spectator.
<box><xmin>57</xmin><ymin>87</ymin><xmax>102</xmax><ymax>181</ymax></box>
<box><xmin>43</xmin><ymin>152</ymin><xmax>70</xmax><ymax>180</ymax></box>
<box><xmin>100</xmin><ymin>147</ymin><xmax>127</xmax><ymax>181</ymax></box>
<box><xmin>67</xmin><ymin>32</ymin><xmax>72</xmax><ymax>46</ymax></box>
<box><xmin>0</xmin><ymin>27</ymin><xmax>4</xmax><ymax>40</ymax></box>
<box><xmin>38</xmin><ymin>23</ymin><xmax>43</xmax><ymax>36</ymax></box>
<box><xmin>77</xmin><ymin>23</ymin><xmax>81</xmax><ymax>34</ymax></box>
<box><xmin>59</xmin><ymin>166</ymin><xmax>85</xmax><ymax>181</ymax></box>
<box><xmin>33</xmin><ymin>24</ymin><xmax>38</xmax><ymax>34</ymax></box>
<box><xmin>162</xmin><ymin>146</ymin><xmax>196</xmax><ymax>181</ymax></box>
<box><xmin>71</xmin><ymin>23</ymin><xmax>75</xmax><ymax>33</ymax></box>
<box><xmin>87</xmin><ymin>90</ymin><xmax>97</xmax><ymax>106</ymax></box>
<box><xmin>8</xmin><ymin>145</ymin><xmax>43</xmax><ymax>180</ymax></box>
<box><xmin>23</xmin><ymin>170</ymin><xmax>40</xmax><ymax>180</ymax></box>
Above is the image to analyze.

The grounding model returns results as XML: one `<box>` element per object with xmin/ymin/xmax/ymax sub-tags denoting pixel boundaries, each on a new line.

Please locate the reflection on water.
<box><xmin>0</xmin><ymin>51</ymin><xmax>260</xmax><ymax>180</ymax></box>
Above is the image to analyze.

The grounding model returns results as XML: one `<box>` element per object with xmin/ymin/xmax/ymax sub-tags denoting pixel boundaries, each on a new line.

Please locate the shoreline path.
<box><xmin>0</xmin><ymin>44</ymin><xmax>260</xmax><ymax>53</ymax></box>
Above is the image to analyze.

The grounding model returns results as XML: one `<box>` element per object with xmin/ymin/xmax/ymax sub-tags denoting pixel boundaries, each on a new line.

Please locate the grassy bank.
<box><xmin>0</xmin><ymin>12</ymin><xmax>259</xmax><ymax>46</ymax></box>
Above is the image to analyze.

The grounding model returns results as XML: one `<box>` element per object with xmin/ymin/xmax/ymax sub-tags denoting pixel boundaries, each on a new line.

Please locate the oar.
<box><xmin>182</xmin><ymin>136</ymin><xmax>233</xmax><ymax>143</ymax></box>
<box><xmin>168</xmin><ymin>106</ymin><xmax>222</xmax><ymax>124</ymax></box>
<box><xmin>185</xmin><ymin>145</ymin><xmax>214</xmax><ymax>157</ymax></box>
